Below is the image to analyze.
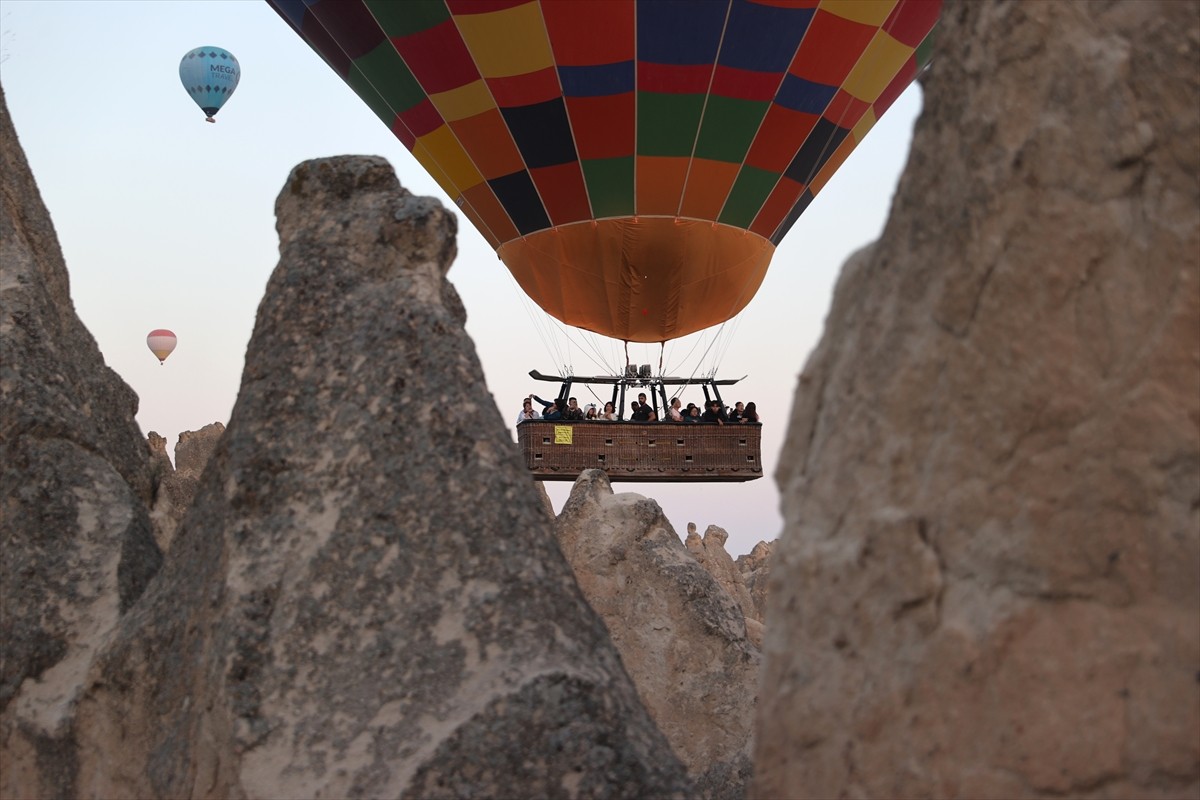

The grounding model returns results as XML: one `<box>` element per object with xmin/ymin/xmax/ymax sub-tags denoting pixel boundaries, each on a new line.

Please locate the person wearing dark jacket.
<box><xmin>700</xmin><ymin>399</ymin><xmax>729</xmax><ymax>424</ymax></box>
<box><xmin>531</xmin><ymin>394</ymin><xmax>565</xmax><ymax>421</ymax></box>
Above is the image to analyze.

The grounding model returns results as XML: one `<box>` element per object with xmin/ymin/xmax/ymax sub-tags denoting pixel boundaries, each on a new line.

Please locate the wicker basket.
<box><xmin>516</xmin><ymin>420</ymin><xmax>763</xmax><ymax>482</ymax></box>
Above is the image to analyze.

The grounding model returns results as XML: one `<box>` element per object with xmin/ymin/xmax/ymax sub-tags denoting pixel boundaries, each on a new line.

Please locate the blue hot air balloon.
<box><xmin>179</xmin><ymin>46</ymin><xmax>240</xmax><ymax>123</ymax></box>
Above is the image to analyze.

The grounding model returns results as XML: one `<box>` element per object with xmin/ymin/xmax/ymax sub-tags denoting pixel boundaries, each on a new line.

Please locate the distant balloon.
<box><xmin>179</xmin><ymin>46</ymin><xmax>240</xmax><ymax>122</ymax></box>
<box><xmin>146</xmin><ymin>330</ymin><xmax>177</xmax><ymax>364</ymax></box>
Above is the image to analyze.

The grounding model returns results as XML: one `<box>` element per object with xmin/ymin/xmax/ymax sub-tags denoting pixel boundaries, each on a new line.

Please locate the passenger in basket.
<box><xmin>700</xmin><ymin>399</ymin><xmax>729</xmax><ymax>425</ymax></box>
<box><xmin>739</xmin><ymin>401</ymin><xmax>760</xmax><ymax>424</ymax></box>
<box><xmin>585</xmin><ymin>405</ymin><xmax>598</xmax><ymax>420</ymax></box>
<box><xmin>600</xmin><ymin>401</ymin><xmax>618</xmax><ymax>421</ymax></box>
<box><xmin>531</xmin><ymin>394</ymin><xmax>565</xmax><ymax>421</ymax></box>
<box><xmin>729</xmin><ymin>401</ymin><xmax>745</xmax><ymax>423</ymax></box>
<box><xmin>563</xmin><ymin>397</ymin><xmax>586</xmax><ymax>421</ymax></box>
<box><xmin>683</xmin><ymin>403</ymin><xmax>701</xmax><ymax>423</ymax></box>
<box><xmin>666</xmin><ymin>396</ymin><xmax>684</xmax><ymax>422</ymax></box>
<box><xmin>630</xmin><ymin>393</ymin><xmax>653</xmax><ymax>422</ymax></box>
<box><xmin>515</xmin><ymin>397</ymin><xmax>541</xmax><ymax>426</ymax></box>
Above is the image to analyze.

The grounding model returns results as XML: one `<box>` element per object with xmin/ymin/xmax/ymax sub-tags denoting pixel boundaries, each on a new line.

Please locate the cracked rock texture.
<box><xmin>0</xmin><ymin>86</ymin><xmax>162</xmax><ymax>799</ymax></box>
<box><xmin>70</xmin><ymin>157</ymin><xmax>688</xmax><ymax>798</ymax></box>
<box><xmin>755</xmin><ymin>2</ymin><xmax>1200</xmax><ymax>798</ymax></box>
<box><xmin>147</xmin><ymin>422</ymin><xmax>224</xmax><ymax>551</ymax></box>
<box><xmin>735</xmin><ymin>540</ymin><xmax>774</xmax><ymax>625</ymax></box>
<box><xmin>556</xmin><ymin>471</ymin><xmax>759</xmax><ymax>800</ymax></box>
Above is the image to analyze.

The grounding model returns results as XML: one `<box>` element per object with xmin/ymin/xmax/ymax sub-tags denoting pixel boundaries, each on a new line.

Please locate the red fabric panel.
<box><xmin>531</xmin><ymin>162</ymin><xmax>593</xmax><ymax>226</ymax></box>
<box><xmin>565</xmin><ymin>94</ymin><xmax>635</xmax><ymax>160</ymax></box>
<box><xmin>744</xmin><ymin>105</ymin><xmax>818</xmax><ymax>172</ymax></box>
<box><xmin>542</xmin><ymin>0</ymin><xmax>635</xmax><ymax>64</ymax></box>
<box><xmin>392</xmin><ymin>21</ymin><xmax>478</xmax><ymax>93</ymax></box>
<box><xmin>488</xmin><ymin>66</ymin><xmax>561</xmax><ymax>107</ymax></box>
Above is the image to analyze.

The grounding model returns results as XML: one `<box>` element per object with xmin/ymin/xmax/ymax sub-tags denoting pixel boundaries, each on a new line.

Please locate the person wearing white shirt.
<box><xmin>515</xmin><ymin>396</ymin><xmax>541</xmax><ymax>426</ymax></box>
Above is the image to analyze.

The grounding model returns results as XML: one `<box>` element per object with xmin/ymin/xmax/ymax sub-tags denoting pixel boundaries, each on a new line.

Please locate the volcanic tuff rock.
<box><xmin>70</xmin><ymin>156</ymin><xmax>688</xmax><ymax>798</ymax></box>
<box><xmin>756</xmin><ymin>2</ymin><xmax>1200</xmax><ymax>798</ymax></box>
<box><xmin>146</xmin><ymin>422</ymin><xmax>225</xmax><ymax>551</ymax></box>
<box><xmin>684</xmin><ymin>522</ymin><xmax>764</xmax><ymax>647</ymax></box>
<box><xmin>0</xmin><ymin>86</ymin><xmax>162</xmax><ymax>799</ymax></box>
<box><xmin>557</xmin><ymin>471</ymin><xmax>759</xmax><ymax>800</ymax></box>
<box><xmin>735</xmin><ymin>540</ymin><xmax>774</xmax><ymax>624</ymax></box>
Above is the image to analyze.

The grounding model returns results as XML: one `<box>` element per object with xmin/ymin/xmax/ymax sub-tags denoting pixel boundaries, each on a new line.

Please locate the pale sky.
<box><xmin>1</xmin><ymin>0</ymin><xmax>921</xmax><ymax>556</ymax></box>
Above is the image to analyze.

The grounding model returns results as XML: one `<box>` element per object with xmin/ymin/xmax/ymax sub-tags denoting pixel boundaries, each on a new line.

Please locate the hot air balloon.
<box><xmin>267</xmin><ymin>0</ymin><xmax>940</xmax><ymax>343</ymax></box>
<box><xmin>146</xmin><ymin>329</ymin><xmax>177</xmax><ymax>364</ymax></box>
<box><xmin>179</xmin><ymin>46</ymin><xmax>240</xmax><ymax>122</ymax></box>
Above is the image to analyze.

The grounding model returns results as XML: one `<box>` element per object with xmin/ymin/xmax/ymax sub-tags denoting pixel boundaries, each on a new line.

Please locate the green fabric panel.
<box><xmin>365</xmin><ymin>0</ymin><xmax>450</xmax><ymax>38</ymax></box>
<box><xmin>637</xmin><ymin>93</ymin><xmax>704</xmax><ymax>157</ymax></box>
<box><xmin>694</xmin><ymin>96</ymin><xmax>770</xmax><ymax>163</ymax></box>
<box><xmin>719</xmin><ymin>165</ymin><xmax>779</xmax><ymax>228</ymax></box>
<box><xmin>915</xmin><ymin>29</ymin><xmax>936</xmax><ymax>68</ymax></box>
<box><xmin>582</xmin><ymin>157</ymin><xmax>635</xmax><ymax>219</ymax></box>
<box><xmin>348</xmin><ymin>40</ymin><xmax>427</xmax><ymax>115</ymax></box>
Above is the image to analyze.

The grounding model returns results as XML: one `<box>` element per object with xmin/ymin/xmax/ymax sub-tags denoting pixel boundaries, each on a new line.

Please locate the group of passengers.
<box><xmin>517</xmin><ymin>392</ymin><xmax>759</xmax><ymax>426</ymax></box>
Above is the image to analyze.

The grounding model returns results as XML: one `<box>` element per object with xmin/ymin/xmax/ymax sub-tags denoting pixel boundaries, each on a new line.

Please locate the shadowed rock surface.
<box><xmin>756</xmin><ymin>2</ymin><xmax>1200</xmax><ymax>798</ymax></box>
<box><xmin>735</xmin><ymin>541</ymin><xmax>774</xmax><ymax>624</ymax></box>
<box><xmin>685</xmin><ymin>523</ymin><xmax>763</xmax><ymax>648</ymax></box>
<box><xmin>556</xmin><ymin>471</ymin><xmax>759</xmax><ymax>800</ymax></box>
<box><xmin>0</xmin><ymin>86</ymin><xmax>162</xmax><ymax>799</ymax></box>
<box><xmin>71</xmin><ymin>157</ymin><xmax>688</xmax><ymax>798</ymax></box>
<box><xmin>147</xmin><ymin>422</ymin><xmax>224</xmax><ymax>551</ymax></box>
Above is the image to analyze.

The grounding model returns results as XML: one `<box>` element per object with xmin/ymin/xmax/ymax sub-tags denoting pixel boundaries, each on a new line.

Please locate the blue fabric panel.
<box><xmin>720</xmin><ymin>0</ymin><xmax>815</xmax><ymax>72</ymax></box>
<box><xmin>559</xmin><ymin>61</ymin><xmax>636</xmax><ymax>97</ymax></box>
<box><xmin>776</xmin><ymin>74</ymin><xmax>837</xmax><ymax>114</ymax></box>
<box><xmin>637</xmin><ymin>0</ymin><xmax>727</xmax><ymax>65</ymax></box>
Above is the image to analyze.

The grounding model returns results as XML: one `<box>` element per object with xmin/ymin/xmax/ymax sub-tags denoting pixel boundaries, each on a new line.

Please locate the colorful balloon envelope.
<box><xmin>179</xmin><ymin>46</ymin><xmax>241</xmax><ymax>122</ymax></box>
<box><xmin>268</xmin><ymin>0</ymin><xmax>940</xmax><ymax>342</ymax></box>
<box><xmin>146</xmin><ymin>329</ymin><xmax>177</xmax><ymax>364</ymax></box>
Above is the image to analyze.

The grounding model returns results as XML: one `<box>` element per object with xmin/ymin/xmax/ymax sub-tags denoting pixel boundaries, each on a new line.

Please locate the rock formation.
<box><xmin>685</xmin><ymin>523</ymin><xmax>763</xmax><ymax>647</ymax></box>
<box><xmin>0</xmin><ymin>86</ymin><xmax>162</xmax><ymax>799</ymax></box>
<box><xmin>756</xmin><ymin>2</ymin><xmax>1200</xmax><ymax>798</ymax></box>
<box><xmin>735</xmin><ymin>540</ymin><xmax>774</xmax><ymax>625</ymax></box>
<box><xmin>68</xmin><ymin>156</ymin><xmax>688</xmax><ymax>798</ymax></box>
<box><xmin>685</xmin><ymin>523</ymin><xmax>757</xmax><ymax>622</ymax></box>
<box><xmin>146</xmin><ymin>423</ymin><xmax>225</xmax><ymax>551</ymax></box>
<box><xmin>557</xmin><ymin>471</ymin><xmax>759</xmax><ymax>800</ymax></box>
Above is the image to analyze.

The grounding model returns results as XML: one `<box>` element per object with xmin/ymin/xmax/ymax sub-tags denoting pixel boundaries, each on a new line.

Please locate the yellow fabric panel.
<box><xmin>416</xmin><ymin>125</ymin><xmax>484</xmax><ymax>191</ymax></box>
<box><xmin>429</xmin><ymin>79</ymin><xmax>495</xmax><ymax>122</ymax></box>
<box><xmin>411</xmin><ymin>140</ymin><xmax>462</xmax><ymax>199</ymax></box>
<box><xmin>455</xmin><ymin>3</ymin><xmax>554</xmax><ymax>78</ymax></box>
<box><xmin>498</xmin><ymin>218</ymin><xmax>775</xmax><ymax>342</ymax></box>
<box><xmin>851</xmin><ymin>106</ymin><xmax>878</xmax><ymax>143</ymax></box>
<box><xmin>843</xmin><ymin>31</ymin><xmax>913</xmax><ymax>102</ymax></box>
<box><xmin>819</xmin><ymin>0</ymin><xmax>897</xmax><ymax>27</ymax></box>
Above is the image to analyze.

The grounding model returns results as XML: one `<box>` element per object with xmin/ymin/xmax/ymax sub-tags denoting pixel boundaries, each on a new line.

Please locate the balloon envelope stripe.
<box><xmin>265</xmin><ymin>0</ymin><xmax>941</xmax><ymax>342</ymax></box>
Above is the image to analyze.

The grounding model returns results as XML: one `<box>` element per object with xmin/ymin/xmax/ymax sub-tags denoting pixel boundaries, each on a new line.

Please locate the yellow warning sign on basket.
<box><xmin>554</xmin><ymin>425</ymin><xmax>573</xmax><ymax>445</ymax></box>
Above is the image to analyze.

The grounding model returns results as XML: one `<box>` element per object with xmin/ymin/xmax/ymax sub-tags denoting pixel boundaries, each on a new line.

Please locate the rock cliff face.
<box><xmin>756</xmin><ymin>2</ymin><xmax>1200</xmax><ymax>798</ymax></box>
<box><xmin>0</xmin><ymin>87</ymin><xmax>162</xmax><ymax>799</ymax></box>
<box><xmin>66</xmin><ymin>156</ymin><xmax>687</xmax><ymax>798</ymax></box>
<box><xmin>685</xmin><ymin>523</ymin><xmax>764</xmax><ymax>647</ymax></box>
<box><xmin>735</xmin><ymin>541</ymin><xmax>774</xmax><ymax>624</ymax></box>
<box><xmin>556</xmin><ymin>472</ymin><xmax>759</xmax><ymax>800</ymax></box>
<box><xmin>147</xmin><ymin>423</ymin><xmax>225</xmax><ymax>551</ymax></box>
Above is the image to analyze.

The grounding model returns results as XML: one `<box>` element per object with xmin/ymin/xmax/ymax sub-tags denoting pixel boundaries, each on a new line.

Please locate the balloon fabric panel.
<box><xmin>266</xmin><ymin>0</ymin><xmax>942</xmax><ymax>342</ymax></box>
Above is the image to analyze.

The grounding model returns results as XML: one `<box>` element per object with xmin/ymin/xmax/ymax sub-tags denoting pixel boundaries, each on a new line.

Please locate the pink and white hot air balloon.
<box><xmin>146</xmin><ymin>329</ymin><xmax>177</xmax><ymax>364</ymax></box>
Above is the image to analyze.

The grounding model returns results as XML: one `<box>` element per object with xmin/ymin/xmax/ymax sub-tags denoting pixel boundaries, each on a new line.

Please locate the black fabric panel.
<box><xmin>488</xmin><ymin>171</ymin><xmax>552</xmax><ymax>236</ymax></box>
<box><xmin>501</xmin><ymin>98</ymin><xmax>579</xmax><ymax>170</ymax></box>
<box><xmin>784</xmin><ymin>117</ymin><xmax>850</xmax><ymax>185</ymax></box>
